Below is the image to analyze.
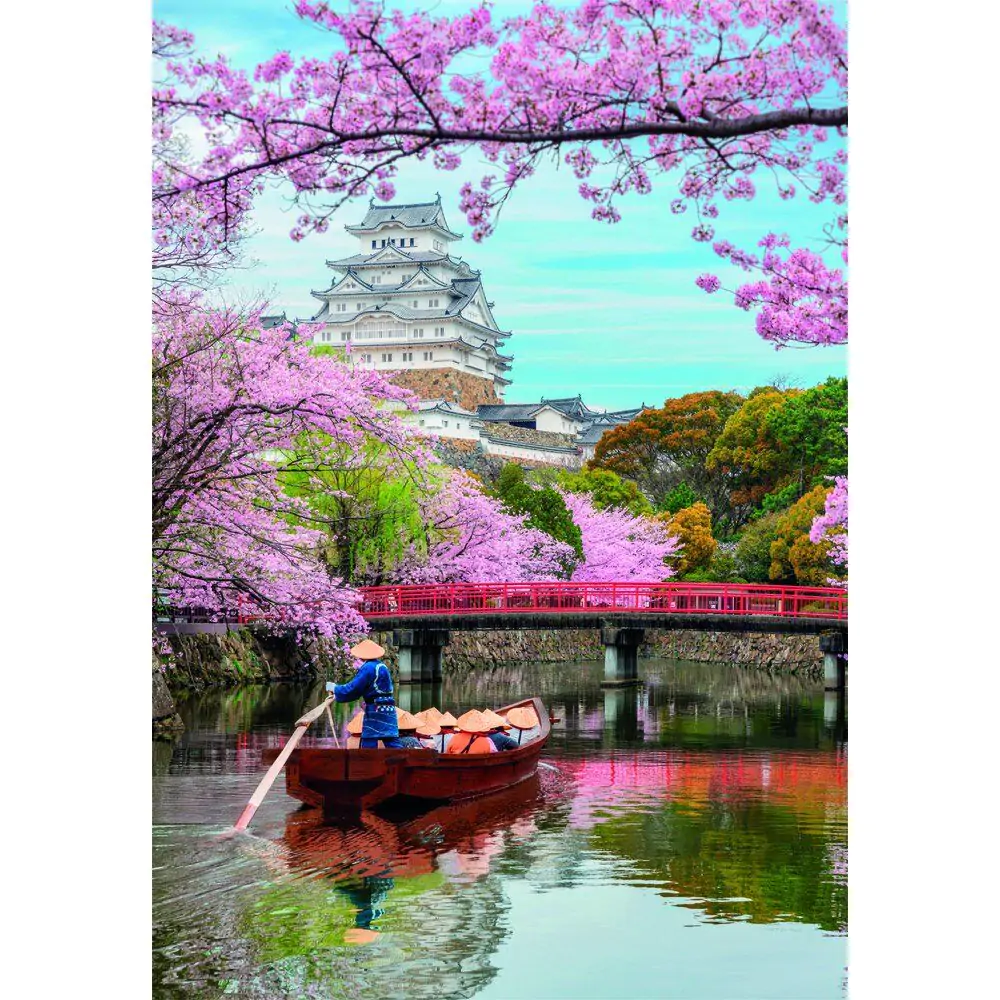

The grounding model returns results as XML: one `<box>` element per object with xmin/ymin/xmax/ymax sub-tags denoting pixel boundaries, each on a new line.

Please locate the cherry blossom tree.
<box><xmin>153</xmin><ymin>0</ymin><xmax>847</xmax><ymax>345</ymax></box>
<box><xmin>398</xmin><ymin>471</ymin><xmax>575</xmax><ymax>582</ymax></box>
<box><xmin>562</xmin><ymin>491</ymin><xmax>680</xmax><ymax>581</ymax></box>
<box><xmin>809</xmin><ymin>474</ymin><xmax>847</xmax><ymax>575</ymax></box>
<box><xmin>152</xmin><ymin>294</ymin><xmax>421</xmax><ymax>638</ymax></box>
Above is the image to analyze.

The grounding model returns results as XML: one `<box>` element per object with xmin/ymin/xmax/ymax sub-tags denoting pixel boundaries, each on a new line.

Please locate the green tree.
<box><xmin>707</xmin><ymin>387</ymin><xmax>798</xmax><ymax>519</ymax></box>
<box><xmin>682</xmin><ymin>547</ymin><xmax>746</xmax><ymax>583</ymax></box>
<box><xmin>765</xmin><ymin>376</ymin><xmax>847</xmax><ymax>495</ymax></box>
<box><xmin>280</xmin><ymin>434</ymin><xmax>427</xmax><ymax>585</ymax></box>
<box><xmin>553</xmin><ymin>467</ymin><xmax>653</xmax><ymax>516</ymax></box>
<box><xmin>658</xmin><ymin>481</ymin><xmax>700</xmax><ymax>514</ymax></box>
<box><xmin>492</xmin><ymin>463</ymin><xmax>583</xmax><ymax>566</ymax></box>
<box><xmin>735</xmin><ymin>513</ymin><xmax>782</xmax><ymax>582</ymax></box>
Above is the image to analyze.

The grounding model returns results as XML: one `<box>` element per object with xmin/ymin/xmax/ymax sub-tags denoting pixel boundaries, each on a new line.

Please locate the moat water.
<box><xmin>152</xmin><ymin>659</ymin><xmax>847</xmax><ymax>999</ymax></box>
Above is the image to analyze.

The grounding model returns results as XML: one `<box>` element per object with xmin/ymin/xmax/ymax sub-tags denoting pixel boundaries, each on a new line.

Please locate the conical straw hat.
<box><xmin>505</xmin><ymin>706</ymin><xmax>539</xmax><ymax>730</ymax></box>
<box><xmin>454</xmin><ymin>709</ymin><xmax>491</xmax><ymax>734</ymax></box>
<box><xmin>416</xmin><ymin>707</ymin><xmax>444</xmax><ymax>725</ymax></box>
<box><xmin>438</xmin><ymin>711</ymin><xmax>459</xmax><ymax>728</ymax></box>
<box><xmin>481</xmin><ymin>709</ymin><xmax>510</xmax><ymax>730</ymax></box>
<box><xmin>347</xmin><ymin>711</ymin><xmax>365</xmax><ymax>735</ymax></box>
<box><xmin>395</xmin><ymin>708</ymin><xmax>420</xmax><ymax>731</ymax></box>
<box><xmin>350</xmin><ymin>638</ymin><xmax>385</xmax><ymax>659</ymax></box>
<box><xmin>416</xmin><ymin>721</ymin><xmax>441</xmax><ymax>737</ymax></box>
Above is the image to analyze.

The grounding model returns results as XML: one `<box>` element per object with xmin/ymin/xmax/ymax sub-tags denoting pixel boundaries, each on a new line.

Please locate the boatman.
<box><xmin>327</xmin><ymin>639</ymin><xmax>404</xmax><ymax>749</ymax></box>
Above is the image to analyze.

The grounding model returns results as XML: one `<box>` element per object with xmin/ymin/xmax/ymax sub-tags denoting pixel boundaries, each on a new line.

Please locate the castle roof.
<box><xmin>310</xmin><ymin>281</ymin><xmax>511</xmax><ymax>339</ymax></box>
<box><xmin>326</xmin><ymin>249</ymin><xmax>465</xmax><ymax>269</ymax></box>
<box><xmin>345</xmin><ymin>197</ymin><xmax>463</xmax><ymax>240</ymax></box>
<box><xmin>416</xmin><ymin>399</ymin><xmax>481</xmax><ymax>418</ymax></box>
<box><xmin>476</xmin><ymin>403</ymin><xmax>546</xmax><ymax>422</ymax></box>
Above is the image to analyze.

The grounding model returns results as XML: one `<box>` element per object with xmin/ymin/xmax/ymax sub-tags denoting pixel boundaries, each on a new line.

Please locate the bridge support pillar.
<box><xmin>393</xmin><ymin>629</ymin><xmax>450</xmax><ymax>684</ymax></box>
<box><xmin>819</xmin><ymin>632</ymin><xmax>847</xmax><ymax>690</ymax></box>
<box><xmin>600</xmin><ymin>627</ymin><xmax>645</xmax><ymax>687</ymax></box>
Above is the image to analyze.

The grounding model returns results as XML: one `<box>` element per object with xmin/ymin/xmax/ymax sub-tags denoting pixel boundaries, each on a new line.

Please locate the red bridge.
<box><xmin>358</xmin><ymin>582</ymin><xmax>847</xmax><ymax>690</ymax></box>
<box><xmin>359</xmin><ymin>581</ymin><xmax>846</xmax><ymax>625</ymax></box>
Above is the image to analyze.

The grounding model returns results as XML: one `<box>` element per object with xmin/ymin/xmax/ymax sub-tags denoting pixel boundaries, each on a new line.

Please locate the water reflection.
<box><xmin>154</xmin><ymin>659</ymin><xmax>847</xmax><ymax>999</ymax></box>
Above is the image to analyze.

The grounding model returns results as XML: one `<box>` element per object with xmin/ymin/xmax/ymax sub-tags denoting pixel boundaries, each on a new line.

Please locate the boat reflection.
<box><xmin>278</xmin><ymin>771</ymin><xmax>546</xmax><ymax>883</ymax></box>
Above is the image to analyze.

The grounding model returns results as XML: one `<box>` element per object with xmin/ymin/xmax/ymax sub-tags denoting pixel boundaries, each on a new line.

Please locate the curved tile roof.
<box><xmin>345</xmin><ymin>198</ymin><xmax>463</xmax><ymax>239</ymax></box>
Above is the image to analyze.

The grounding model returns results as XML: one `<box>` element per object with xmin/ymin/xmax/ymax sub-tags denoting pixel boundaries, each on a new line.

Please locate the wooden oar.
<box><xmin>231</xmin><ymin>696</ymin><xmax>334</xmax><ymax>832</ymax></box>
<box><xmin>324</xmin><ymin>703</ymin><xmax>341</xmax><ymax>749</ymax></box>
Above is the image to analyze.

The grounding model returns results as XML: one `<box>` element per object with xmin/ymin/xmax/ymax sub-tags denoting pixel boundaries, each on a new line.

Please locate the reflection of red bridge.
<box><xmin>559</xmin><ymin>749</ymin><xmax>847</xmax><ymax>829</ymax></box>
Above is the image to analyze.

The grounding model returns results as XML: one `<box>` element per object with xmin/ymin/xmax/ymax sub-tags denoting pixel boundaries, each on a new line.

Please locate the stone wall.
<box><xmin>154</xmin><ymin>629</ymin><xmax>353</xmax><ymax>694</ymax></box>
<box><xmin>482</xmin><ymin>423</ymin><xmax>578</xmax><ymax>449</ymax></box>
<box><xmin>152</xmin><ymin>653</ymin><xmax>184</xmax><ymax>736</ymax></box>
<box><xmin>391</xmin><ymin>368</ymin><xmax>500</xmax><ymax>410</ymax></box>
<box><xmin>646</xmin><ymin>629</ymin><xmax>823</xmax><ymax>677</ymax></box>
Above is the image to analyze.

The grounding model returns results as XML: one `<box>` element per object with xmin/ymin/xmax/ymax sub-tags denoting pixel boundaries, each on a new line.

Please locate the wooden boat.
<box><xmin>263</xmin><ymin>696</ymin><xmax>550</xmax><ymax>815</ymax></box>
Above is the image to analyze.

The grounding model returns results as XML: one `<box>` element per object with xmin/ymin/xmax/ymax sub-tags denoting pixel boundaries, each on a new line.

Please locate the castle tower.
<box><xmin>309</xmin><ymin>196</ymin><xmax>512</xmax><ymax>409</ymax></box>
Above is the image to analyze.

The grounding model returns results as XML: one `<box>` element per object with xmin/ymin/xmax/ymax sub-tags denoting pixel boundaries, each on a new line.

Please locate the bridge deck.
<box><xmin>366</xmin><ymin>611</ymin><xmax>844</xmax><ymax>635</ymax></box>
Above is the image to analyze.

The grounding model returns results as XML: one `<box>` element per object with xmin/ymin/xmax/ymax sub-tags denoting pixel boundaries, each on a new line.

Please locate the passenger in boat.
<box><xmin>415</xmin><ymin>720</ymin><xmax>441</xmax><ymax>750</ymax></box>
<box><xmin>395</xmin><ymin>708</ymin><xmax>429</xmax><ymax>749</ymax></box>
<box><xmin>504</xmin><ymin>706</ymin><xmax>541</xmax><ymax>746</ymax></box>
<box><xmin>482</xmin><ymin>710</ymin><xmax>520</xmax><ymax>751</ymax></box>
<box><xmin>437</xmin><ymin>711</ymin><xmax>459</xmax><ymax>751</ymax></box>
<box><xmin>331</xmin><ymin>639</ymin><xmax>405</xmax><ymax>748</ymax></box>
<box><xmin>445</xmin><ymin>710</ymin><xmax>497</xmax><ymax>755</ymax></box>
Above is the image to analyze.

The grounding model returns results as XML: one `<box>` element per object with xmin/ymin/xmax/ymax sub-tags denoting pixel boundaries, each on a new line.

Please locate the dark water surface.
<box><xmin>153</xmin><ymin>660</ymin><xmax>847</xmax><ymax>999</ymax></box>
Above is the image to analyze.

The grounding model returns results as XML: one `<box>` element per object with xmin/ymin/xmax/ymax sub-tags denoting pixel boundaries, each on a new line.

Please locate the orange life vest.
<box><xmin>445</xmin><ymin>732</ymin><xmax>496</xmax><ymax>755</ymax></box>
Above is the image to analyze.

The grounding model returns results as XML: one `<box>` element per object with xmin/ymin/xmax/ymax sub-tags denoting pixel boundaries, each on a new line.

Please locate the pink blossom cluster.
<box><xmin>810</xmin><ymin>475</ymin><xmax>848</xmax><ymax>572</ymax></box>
<box><xmin>152</xmin><ymin>2</ymin><xmax>847</xmax><ymax>345</ymax></box>
<box><xmin>705</xmin><ymin>231</ymin><xmax>847</xmax><ymax>346</ymax></box>
<box><xmin>398</xmin><ymin>471</ymin><xmax>574</xmax><ymax>583</ymax></box>
<box><xmin>152</xmin><ymin>293</ymin><xmax>422</xmax><ymax>640</ymax></box>
<box><xmin>562</xmin><ymin>492</ymin><xmax>680</xmax><ymax>582</ymax></box>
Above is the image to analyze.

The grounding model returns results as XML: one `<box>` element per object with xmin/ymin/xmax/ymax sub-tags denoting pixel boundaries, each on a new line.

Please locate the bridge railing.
<box><xmin>358</xmin><ymin>582</ymin><xmax>847</xmax><ymax>620</ymax></box>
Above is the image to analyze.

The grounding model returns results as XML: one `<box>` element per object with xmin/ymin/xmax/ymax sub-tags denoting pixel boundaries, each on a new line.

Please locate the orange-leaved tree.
<box><xmin>660</xmin><ymin>502</ymin><xmax>717</xmax><ymax>576</ymax></box>
<box><xmin>591</xmin><ymin>390</ymin><xmax>744</xmax><ymax>529</ymax></box>
<box><xmin>769</xmin><ymin>485</ymin><xmax>844</xmax><ymax>585</ymax></box>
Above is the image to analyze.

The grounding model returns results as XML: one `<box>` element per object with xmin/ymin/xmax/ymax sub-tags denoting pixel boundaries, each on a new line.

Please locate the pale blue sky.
<box><xmin>155</xmin><ymin>0</ymin><xmax>847</xmax><ymax>410</ymax></box>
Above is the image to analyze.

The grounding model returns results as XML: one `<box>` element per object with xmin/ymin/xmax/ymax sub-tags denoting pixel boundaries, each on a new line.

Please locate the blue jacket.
<box><xmin>333</xmin><ymin>659</ymin><xmax>399</xmax><ymax>739</ymax></box>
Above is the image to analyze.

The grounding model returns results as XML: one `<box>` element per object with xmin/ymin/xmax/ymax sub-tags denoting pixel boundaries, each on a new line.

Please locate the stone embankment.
<box><xmin>153</xmin><ymin>623</ymin><xmax>825</xmax><ymax>733</ymax></box>
<box><xmin>154</xmin><ymin>630</ymin><xmax>348</xmax><ymax>692</ymax></box>
<box><xmin>372</xmin><ymin>627</ymin><xmax>823</xmax><ymax>678</ymax></box>
<box><xmin>647</xmin><ymin>630</ymin><xmax>822</xmax><ymax>675</ymax></box>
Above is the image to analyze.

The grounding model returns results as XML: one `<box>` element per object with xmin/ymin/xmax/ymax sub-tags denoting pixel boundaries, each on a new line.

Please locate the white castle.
<box><xmin>306</xmin><ymin>196</ymin><xmax>642</xmax><ymax>467</ymax></box>
<box><xmin>310</xmin><ymin>195</ymin><xmax>511</xmax><ymax>398</ymax></box>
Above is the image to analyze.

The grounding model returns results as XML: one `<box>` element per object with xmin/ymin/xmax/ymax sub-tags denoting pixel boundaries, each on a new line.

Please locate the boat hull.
<box><xmin>266</xmin><ymin>696</ymin><xmax>550</xmax><ymax>815</ymax></box>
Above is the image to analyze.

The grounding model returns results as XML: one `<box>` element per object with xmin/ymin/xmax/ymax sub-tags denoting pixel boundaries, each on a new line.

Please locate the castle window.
<box><xmin>382</xmin><ymin>353</ymin><xmax>393</xmax><ymax>362</ymax></box>
<box><xmin>413</xmin><ymin>300</ymin><xmax>418</xmax><ymax>308</ymax></box>
<box><xmin>443</xmin><ymin>420</ymin><xmax>449</xmax><ymax>428</ymax></box>
<box><xmin>381</xmin><ymin>239</ymin><xmax>386</xmax><ymax>247</ymax></box>
<box><xmin>341</xmin><ymin>332</ymin><xmax>350</xmax><ymax>341</ymax></box>
<box><xmin>423</xmin><ymin>351</ymin><xmax>434</xmax><ymax>361</ymax></box>
<box><xmin>371</xmin><ymin>240</ymin><xmax>376</xmax><ymax>249</ymax></box>
<box><xmin>429</xmin><ymin>298</ymin><xmax>440</xmax><ymax>307</ymax></box>
<box><xmin>409</xmin><ymin>238</ymin><xmax>415</xmax><ymax>247</ymax></box>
